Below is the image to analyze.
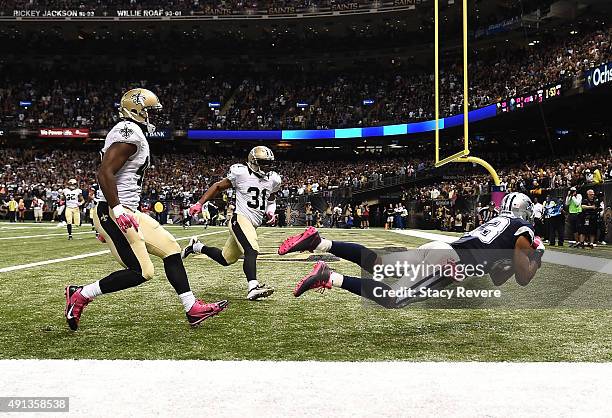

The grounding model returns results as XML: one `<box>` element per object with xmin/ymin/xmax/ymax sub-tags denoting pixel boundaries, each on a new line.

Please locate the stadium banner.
<box><xmin>496</xmin><ymin>83</ymin><xmax>562</xmax><ymax>113</ymax></box>
<box><xmin>585</xmin><ymin>62</ymin><xmax>612</xmax><ymax>89</ymax></box>
<box><xmin>490</xmin><ymin>185</ymin><xmax>506</xmax><ymax>208</ymax></box>
<box><xmin>474</xmin><ymin>17</ymin><xmax>521</xmax><ymax>39</ymax></box>
<box><xmin>11</xmin><ymin>9</ymin><xmax>184</xmax><ymax>17</ymax></box>
<box><xmin>11</xmin><ymin>10</ymin><xmax>95</xmax><ymax>17</ymax></box>
<box><xmin>114</xmin><ymin>9</ymin><xmax>183</xmax><ymax>17</ymax></box>
<box><xmin>38</xmin><ymin>128</ymin><xmax>89</xmax><ymax>138</ymax></box>
<box><xmin>188</xmin><ymin>104</ymin><xmax>498</xmax><ymax>140</ymax></box>
<box><xmin>331</xmin><ymin>2</ymin><xmax>359</xmax><ymax>11</ymax></box>
<box><xmin>393</xmin><ymin>0</ymin><xmax>423</xmax><ymax>7</ymax></box>
<box><xmin>144</xmin><ymin>129</ymin><xmax>173</xmax><ymax>141</ymax></box>
<box><xmin>268</xmin><ymin>6</ymin><xmax>296</xmax><ymax>14</ymax></box>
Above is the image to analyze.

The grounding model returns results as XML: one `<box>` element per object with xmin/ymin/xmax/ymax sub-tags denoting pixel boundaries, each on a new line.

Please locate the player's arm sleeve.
<box><xmin>514</xmin><ymin>225</ymin><xmax>535</xmax><ymax>244</ymax></box>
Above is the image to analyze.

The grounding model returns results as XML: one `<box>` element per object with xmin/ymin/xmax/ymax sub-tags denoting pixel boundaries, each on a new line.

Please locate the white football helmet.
<box><xmin>500</xmin><ymin>192</ymin><xmax>533</xmax><ymax>222</ymax></box>
<box><xmin>68</xmin><ymin>179</ymin><xmax>77</xmax><ymax>190</ymax></box>
<box><xmin>247</xmin><ymin>146</ymin><xmax>275</xmax><ymax>177</ymax></box>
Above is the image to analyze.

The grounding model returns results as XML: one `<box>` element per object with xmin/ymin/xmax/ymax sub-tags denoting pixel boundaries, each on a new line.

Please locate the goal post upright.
<box><xmin>433</xmin><ymin>0</ymin><xmax>501</xmax><ymax>187</ymax></box>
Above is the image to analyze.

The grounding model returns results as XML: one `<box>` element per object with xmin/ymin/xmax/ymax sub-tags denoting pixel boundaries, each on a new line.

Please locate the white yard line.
<box><xmin>0</xmin><ymin>360</ymin><xmax>609</xmax><ymax>417</ymax></box>
<box><xmin>0</xmin><ymin>222</ymin><xmax>57</xmax><ymax>227</ymax></box>
<box><xmin>0</xmin><ymin>230</ymin><xmax>226</xmax><ymax>274</ymax></box>
<box><xmin>390</xmin><ymin>229</ymin><xmax>612</xmax><ymax>274</ymax></box>
<box><xmin>0</xmin><ymin>231</ymin><xmax>94</xmax><ymax>240</ymax></box>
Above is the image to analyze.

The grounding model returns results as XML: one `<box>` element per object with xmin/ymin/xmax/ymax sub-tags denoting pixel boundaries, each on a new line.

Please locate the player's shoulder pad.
<box><xmin>108</xmin><ymin>120</ymin><xmax>145</xmax><ymax>146</ymax></box>
<box><xmin>269</xmin><ymin>171</ymin><xmax>281</xmax><ymax>183</ymax></box>
<box><xmin>512</xmin><ymin>218</ymin><xmax>535</xmax><ymax>244</ymax></box>
<box><xmin>229</xmin><ymin>163</ymin><xmax>249</xmax><ymax>175</ymax></box>
<box><xmin>227</xmin><ymin>163</ymin><xmax>248</xmax><ymax>184</ymax></box>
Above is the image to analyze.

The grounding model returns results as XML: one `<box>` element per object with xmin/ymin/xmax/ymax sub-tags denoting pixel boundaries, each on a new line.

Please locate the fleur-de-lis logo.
<box><xmin>119</xmin><ymin>124</ymin><xmax>134</xmax><ymax>139</ymax></box>
<box><xmin>131</xmin><ymin>92</ymin><xmax>145</xmax><ymax>106</ymax></box>
<box><xmin>100</xmin><ymin>214</ymin><xmax>109</xmax><ymax>222</ymax></box>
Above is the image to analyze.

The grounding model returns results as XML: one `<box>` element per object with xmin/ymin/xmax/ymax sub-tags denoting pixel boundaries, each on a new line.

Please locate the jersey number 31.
<box><xmin>247</xmin><ymin>187</ymin><xmax>268</xmax><ymax>210</ymax></box>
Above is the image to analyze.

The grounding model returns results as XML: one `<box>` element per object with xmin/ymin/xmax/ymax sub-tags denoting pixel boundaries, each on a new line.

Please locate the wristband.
<box><xmin>112</xmin><ymin>205</ymin><xmax>126</xmax><ymax>218</ymax></box>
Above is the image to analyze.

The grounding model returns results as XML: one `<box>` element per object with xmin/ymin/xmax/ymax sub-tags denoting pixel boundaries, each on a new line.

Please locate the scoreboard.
<box><xmin>496</xmin><ymin>84</ymin><xmax>562</xmax><ymax>113</ymax></box>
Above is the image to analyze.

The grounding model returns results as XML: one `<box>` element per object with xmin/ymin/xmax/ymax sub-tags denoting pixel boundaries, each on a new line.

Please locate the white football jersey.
<box><xmin>63</xmin><ymin>188</ymin><xmax>82</xmax><ymax>208</ymax></box>
<box><xmin>98</xmin><ymin>121</ymin><xmax>149</xmax><ymax>210</ymax></box>
<box><xmin>227</xmin><ymin>164</ymin><xmax>281</xmax><ymax>227</ymax></box>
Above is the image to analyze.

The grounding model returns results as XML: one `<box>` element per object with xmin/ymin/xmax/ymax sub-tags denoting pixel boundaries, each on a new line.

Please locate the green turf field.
<box><xmin>0</xmin><ymin>221</ymin><xmax>610</xmax><ymax>361</ymax></box>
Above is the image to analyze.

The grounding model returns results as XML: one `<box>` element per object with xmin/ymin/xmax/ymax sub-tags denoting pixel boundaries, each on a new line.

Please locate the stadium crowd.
<box><xmin>1</xmin><ymin>26</ymin><xmax>609</xmax><ymax>130</ymax></box>
<box><xmin>1</xmin><ymin>145</ymin><xmax>611</xmax><ymax>244</ymax></box>
<box><xmin>1</xmin><ymin>145</ymin><xmax>610</xmax><ymax>201</ymax></box>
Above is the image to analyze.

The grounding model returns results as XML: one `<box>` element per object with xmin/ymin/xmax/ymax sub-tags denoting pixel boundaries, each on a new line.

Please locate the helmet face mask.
<box><xmin>119</xmin><ymin>88</ymin><xmax>163</xmax><ymax>134</ymax></box>
<box><xmin>247</xmin><ymin>146</ymin><xmax>275</xmax><ymax>177</ymax></box>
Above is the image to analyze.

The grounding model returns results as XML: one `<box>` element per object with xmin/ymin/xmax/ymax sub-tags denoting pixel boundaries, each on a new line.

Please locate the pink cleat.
<box><xmin>293</xmin><ymin>261</ymin><xmax>333</xmax><ymax>297</ymax></box>
<box><xmin>186</xmin><ymin>299</ymin><xmax>229</xmax><ymax>326</ymax></box>
<box><xmin>64</xmin><ymin>286</ymin><xmax>91</xmax><ymax>331</ymax></box>
<box><xmin>278</xmin><ymin>226</ymin><xmax>322</xmax><ymax>255</ymax></box>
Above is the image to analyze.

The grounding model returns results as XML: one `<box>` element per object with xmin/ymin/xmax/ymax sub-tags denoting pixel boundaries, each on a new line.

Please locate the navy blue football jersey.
<box><xmin>451</xmin><ymin>215</ymin><xmax>535</xmax><ymax>272</ymax></box>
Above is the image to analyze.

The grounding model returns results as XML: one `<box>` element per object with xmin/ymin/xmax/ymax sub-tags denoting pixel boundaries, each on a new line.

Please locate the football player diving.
<box><xmin>64</xmin><ymin>88</ymin><xmax>228</xmax><ymax>331</ymax></box>
<box><xmin>183</xmin><ymin>146</ymin><xmax>281</xmax><ymax>301</ymax></box>
<box><xmin>278</xmin><ymin>192</ymin><xmax>544</xmax><ymax>308</ymax></box>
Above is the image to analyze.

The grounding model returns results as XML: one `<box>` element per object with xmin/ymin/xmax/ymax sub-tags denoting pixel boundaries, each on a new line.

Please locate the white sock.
<box><xmin>330</xmin><ymin>272</ymin><xmax>343</xmax><ymax>288</ymax></box>
<box><xmin>179</xmin><ymin>291</ymin><xmax>196</xmax><ymax>312</ymax></box>
<box><xmin>192</xmin><ymin>242</ymin><xmax>204</xmax><ymax>253</ymax></box>
<box><xmin>248</xmin><ymin>280</ymin><xmax>260</xmax><ymax>292</ymax></box>
<box><xmin>315</xmin><ymin>238</ymin><xmax>332</xmax><ymax>252</ymax></box>
<box><xmin>80</xmin><ymin>281</ymin><xmax>102</xmax><ymax>299</ymax></box>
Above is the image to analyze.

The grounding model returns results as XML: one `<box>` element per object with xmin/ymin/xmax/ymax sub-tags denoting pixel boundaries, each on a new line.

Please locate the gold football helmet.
<box><xmin>118</xmin><ymin>88</ymin><xmax>162</xmax><ymax>134</ymax></box>
<box><xmin>247</xmin><ymin>146</ymin><xmax>275</xmax><ymax>177</ymax></box>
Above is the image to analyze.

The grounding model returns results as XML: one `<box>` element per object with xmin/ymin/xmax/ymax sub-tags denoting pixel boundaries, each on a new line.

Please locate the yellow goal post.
<box><xmin>433</xmin><ymin>0</ymin><xmax>501</xmax><ymax>187</ymax></box>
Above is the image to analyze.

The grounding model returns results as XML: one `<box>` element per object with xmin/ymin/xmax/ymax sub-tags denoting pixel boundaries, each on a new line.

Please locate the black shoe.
<box><xmin>68</xmin><ymin>235</ymin><xmax>73</xmax><ymax>240</ymax></box>
<box><xmin>181</xmin><ymin>236</ymin><xmax>199</xmax><ymax>259</ymax></box>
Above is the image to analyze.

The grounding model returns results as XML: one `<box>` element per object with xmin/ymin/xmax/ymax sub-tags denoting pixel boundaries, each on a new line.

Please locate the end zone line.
<box><xmin>390</xmin><ymin>229</ymin><xmax>612</xmax><ymax>274</ymax></box>
<box><xmin>0</xmin><ymin>230</ymin><xmax>227</xmax><ymax>274</ymax></box>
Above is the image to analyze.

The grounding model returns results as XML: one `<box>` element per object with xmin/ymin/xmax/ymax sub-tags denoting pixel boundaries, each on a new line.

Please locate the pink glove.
<box><xmin>265</xmin><ymin>211</ymin><xmax>277</xmax><ymax>226</ymax></box>
<box><xmin>189</xmin><ymin>202</ymin><xmax>203</xmax><ymax>216</ymax></box>
<box><xmin>532</xmin><ymin>236</ymin><xmax>545</xmax><ymax>251</ymax></box>
<box><xmin>96</xmin><ymin>234</ymin><xmax>106</xmax><ymax>243</ymax></box>
<box><xmin>113</xmin><ymin>205</ymin><xmax>139</xmax><ymax>233</ymax></box>
<box><xmin>532</xmin><ymin>236</ymin><xmax>545</xmax><ymax>267</ymax></box>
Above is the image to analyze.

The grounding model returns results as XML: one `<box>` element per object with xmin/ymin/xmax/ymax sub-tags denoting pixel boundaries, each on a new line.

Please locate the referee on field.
<box><xmin>479</xmin><ymin>201</ymin><xmax>499</xmax><ymax>223</ymax></box>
